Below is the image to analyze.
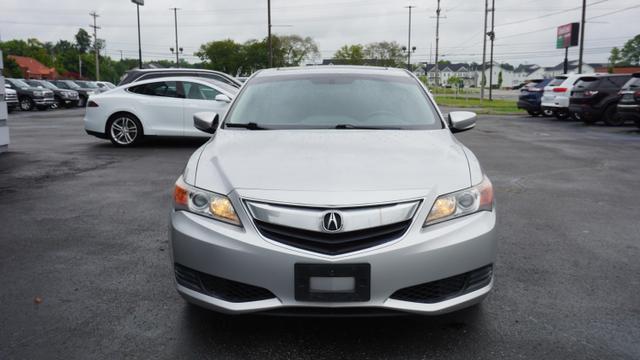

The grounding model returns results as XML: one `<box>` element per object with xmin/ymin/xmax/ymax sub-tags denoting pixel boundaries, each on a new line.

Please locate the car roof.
<box><xmin>124</xmin><ymin>76</ymin><xmax>238</xmax><ymax>94</ymax></box>
<box><xmin>129</xmin><ymin>68</ymin><xmax>227</xmax><ymax>74</ymax></box>
<box><xmin>254</xmin><ymin>65</ymin><xmax>412</xmax><ymax>79</ymax></box>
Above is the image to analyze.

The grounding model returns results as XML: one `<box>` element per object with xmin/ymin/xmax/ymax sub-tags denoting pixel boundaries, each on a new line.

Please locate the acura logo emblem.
<box><xmin>322</xmin><ymin>211</ymin><xmax>343</xmax><ymax>232</ymax></box>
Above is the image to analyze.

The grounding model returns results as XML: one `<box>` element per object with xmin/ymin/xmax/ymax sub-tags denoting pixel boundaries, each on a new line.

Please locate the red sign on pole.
<box><xmin>556</xmin><ymin>23</ymin><xmax>579</xmax><ymax>49</ymax></box>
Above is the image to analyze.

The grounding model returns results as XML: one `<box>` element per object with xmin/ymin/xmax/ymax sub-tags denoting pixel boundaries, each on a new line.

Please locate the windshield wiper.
<box><xmin>225</xmin><ymin>122</ymin><xmax>267</xmax><ymax>130</ymax></box>
<box><xmin>334</xmin><ymin>124</ymin><xmax>402</xmax><ymax>130</ymax></box>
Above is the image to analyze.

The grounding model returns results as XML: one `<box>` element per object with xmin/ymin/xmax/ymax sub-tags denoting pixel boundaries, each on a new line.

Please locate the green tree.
<box><xmin>363</xmin><ymin>41</ymin><xmax>404</xmax><ymax>67</ymax></box>
<box><xmin>195</xmin><ymin>39</ymin><xmax>244</xmax><ymax>75</ymax></box>
<box><xmin>333</xmin><ymin>44</ymin><xmax>365</xmax><ymax>65</ymax></box>
<box><xmin>609</xmin><ymin>47</ymin><xmax>622</xmax><ymax>72</ymax></box>
<box><xmin>278</xmin><ymin>35</ymin><xmax>320</xmax><ymax>66</ymax></box>
<box><xmin>1</xmin><ymin>56</ymin><xmax>22</xmax><ymax>77</ymax></box>
<box><xmin>75</xmin><ymin>29</ymin><xmax>92</xmax><ymax>54</ymax></box>
<box><xmin>447</xmin><ymin>75</ymin><xmax>461</xmax><ymax>87</ymax></box>
<box><xmin>620</xmin><ymin>34</ymin><xmax>640</xmax><ymax>66</ymax></box>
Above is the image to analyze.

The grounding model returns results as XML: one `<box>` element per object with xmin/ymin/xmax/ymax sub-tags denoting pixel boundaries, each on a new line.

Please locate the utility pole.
<box><xmin>268</xmin><ymin>0</ymin><xmax>272</xmax><ymax>68</ymax></box>
<box><xmin>488</xmin><ymin>0</ymin><xmax>495</xmax><ymax>101</ymax></box>
<box><xmin>480</xmin><ymin>0</ymin><xmax>488</xmax><ymax>102</ymax></box>
<box><xmin>89</xmin><ymin>11</ymin><xmax>101</xmax><ymax>80</ymax></box>
<box><xmin>405</xmin><ymin>5</ymin><xmax>415</xmax><ymax>71</ymax></box>
<box><xmin>578</xmin><ymin>0</ymin><xmax>586</xmax><ymax>73</ymax></box>
<box><xmin>434</xmin><ymin>0</ymin><xmax>441</xmax><ymax>87</ymax></box>
<box><xmin>132</xmin><ymin>0</ymin><xmax>144</xmax><ymax>68</ymax></box>
<box><xmin>171</xmin><ymin>8</ymin><xmax>181</xmax><ymax>67</ymax></box>
<box><xmin>119</xmin><ymin>50</ymin><xmax>124</xmax><ymax>61</ymax></box>
<box><xmin>78</xmin><ymin>55</ymin><xmax>82</xmax><ymax>78</ymax></box>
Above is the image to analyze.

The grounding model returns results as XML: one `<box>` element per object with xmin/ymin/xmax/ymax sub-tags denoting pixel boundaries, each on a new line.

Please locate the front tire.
<box><xmin>107</xmin><ymin>114</ymin><xmax>143</xmax><ymax>147</ymax></box>
<box><xmin>542</xmin><ymin>108</ymin><xmax>554</xmax><ymax>117</ymax></box>
<box><xmin>19</xmin><ymin>97</ymin><xmax>34</xmax><ymax>111</ymax></box>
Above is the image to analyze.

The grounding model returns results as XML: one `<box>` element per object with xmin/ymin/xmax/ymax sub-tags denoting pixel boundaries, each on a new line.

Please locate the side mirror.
<box><xmin>448</xmin><ymin>111</ymin><xmax>477</xmax><ymax>133</ymax></box>
<box><xmin>214</xmin><ymin>94</ymin><xmax>232</xmax><ymax>103</ymax></box>
<box><xmin>194</xmin><ymin>112</ymin><xmax>219</xmax><ymax>134</ymax></box>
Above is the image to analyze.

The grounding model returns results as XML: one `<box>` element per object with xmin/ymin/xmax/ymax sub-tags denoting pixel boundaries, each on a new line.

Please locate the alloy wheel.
<box><xmin>20</xmin><ymin>98</ymin><xmax>33</xmax><ymax>111</ymax></box>
<box><xmin>110</xmin><ymin>117</ymin><xmax>139</xmax><ymax>145</ymax></box>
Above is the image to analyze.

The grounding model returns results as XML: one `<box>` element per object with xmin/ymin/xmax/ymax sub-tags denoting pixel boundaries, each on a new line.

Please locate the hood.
<box><xmin>194</xmin><ymin>129</ymin><xmax>472</xmax><ymax>205</ymax></box>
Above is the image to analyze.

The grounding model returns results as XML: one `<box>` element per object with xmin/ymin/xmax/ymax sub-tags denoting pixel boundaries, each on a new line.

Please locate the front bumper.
<box><xmin>33</xmin><ymin>97</ymin><xmax>56</xmax><ymax>106</ymax></box>
<box><xmin>617</xmin><ymin>104</ymin><xmax>640</xmax><ymax>116</ymax></box>
<box><xmin>170</xmin><ymin>205</ymin><xmax>497</xmax><ymax>315</ymax></box>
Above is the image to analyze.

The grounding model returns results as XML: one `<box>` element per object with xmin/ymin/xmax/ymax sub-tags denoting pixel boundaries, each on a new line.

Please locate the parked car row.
<box><xmin>518</xmin><ymin>73</ymin><xmax>640</xmax><ymax>128</ymax></box>
<box><xmin>3</xmin><ymin>78</ymin><xmax>115</xmax><ymax>111</ymax></box>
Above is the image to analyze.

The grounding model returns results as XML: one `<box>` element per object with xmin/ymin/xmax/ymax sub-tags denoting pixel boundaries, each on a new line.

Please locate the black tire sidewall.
<box><xmin>603</xmin><ymin>105</ymin><xmax>624</xmax><ymax>126</ymax></box>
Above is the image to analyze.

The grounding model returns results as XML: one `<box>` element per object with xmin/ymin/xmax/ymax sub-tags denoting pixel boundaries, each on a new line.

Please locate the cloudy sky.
<box><xmin>1</xmin><ymin>0</ymin><xmax>639</xmax><ymax>67</ymax></box>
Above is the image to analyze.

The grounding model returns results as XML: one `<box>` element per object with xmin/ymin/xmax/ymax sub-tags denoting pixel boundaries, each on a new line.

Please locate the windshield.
<box><xmin>225</xmin><ymin>73</ymin><xmax>442</xmax><ymax>130</ymax></box>
<box><xmin>27</xmin><ymin>80</ymin><xmax>57</xmax><ymax>90</ymax></box>
<box><xmin>548</xmin><ymin>77</ymin><xmax>567</xmax><ymax>87</ymax></box>
<box><xmin>76</xmin><ymin>81</ymin><xmax>99</xmax><ymax>88</ymax></box>
<box><xmin>64</xmin><ymin>81</ymin><xmax>81</xmax><ymax>89</ymax></box>
<box><xmin>622</xmin><ymin>77</ymin><xmax>640</xmax><ymax>90</ymax></box>
<box><xmin>10</xmin><ymin>79</ymin><xmax>31</xmax><ymax>88</ymax></box>
<box><xmin>40</xmin><ymin>81</ymin><xmax>58</xmax><ymax>90</ymax></box>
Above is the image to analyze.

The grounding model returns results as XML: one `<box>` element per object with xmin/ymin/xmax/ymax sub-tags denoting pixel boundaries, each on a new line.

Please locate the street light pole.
<box><xmin>488</xmin><ymin>0</ymin><xmax>495</xmax><ymax>101</ymax></box>
<box><xmin>480</xmin><ymin>0</ymin><xmax>488</xmax><ymax>102</ymax></box>
<box><xmin>405</xmin><ymin>5</ymin><xmax>415</xmax><ymax>71</ymax></box>
<box><xmin>434</xmin><ymin>0</ymin><xmax>441</xmax><ymax>86</ymax></box>
<box><xmin>131</xmin><ymin>0</ymin><xmax>144</xmax><ymax>69</ymax></box>
<box><xmin>268</xmin><ymin>0</ymin><xmax>273</xmax><ymax>68</ymax></box>
<box><xmin>171</xmin><ymin>7</ymin><xmax>181</xmax><ymax>67</ymax></box>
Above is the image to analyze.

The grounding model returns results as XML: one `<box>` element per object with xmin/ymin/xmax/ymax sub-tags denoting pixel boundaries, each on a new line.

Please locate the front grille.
<box><xmin>174</xmin><ymin>264</ymin><xmax>276</xmax><ymax>303</ymax></box>
<box><xmin>390</xmin><ymin>265</ymin><xmax>493</xmax><ymax>304</ymax></box>
<box><xmin>6</xmin><ymin>93</ymin><xmax>17</xmax><ymax>101</ymax></box>
<box><xmin>254</xmin><ymin>219</ymin><xmax>412</xmax><ymax>255</ymax></box>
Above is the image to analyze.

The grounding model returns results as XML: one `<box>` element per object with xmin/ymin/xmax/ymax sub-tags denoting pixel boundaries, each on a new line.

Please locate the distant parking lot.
<box><xmin>1</xmin><ymin>108</ymin><xmax>639</xmax><ymax>359</ymax></box>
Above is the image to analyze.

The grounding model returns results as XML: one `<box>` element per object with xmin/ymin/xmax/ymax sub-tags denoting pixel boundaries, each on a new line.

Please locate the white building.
<box><xmin>417</xmin><ymin>63</ymin><xmax>479</xmax><ymax>87</ymax></box>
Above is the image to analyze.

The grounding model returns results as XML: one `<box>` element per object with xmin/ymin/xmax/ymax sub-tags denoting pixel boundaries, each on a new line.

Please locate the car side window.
<box><xmin>183</xmin><ymin>82</ymin><xmax>220</xmax><ymax>101</ymax></box>
<box><xmin>129</xmin><ymin>81</ymin><xmax>180</xmax><ymax>98</ymax></box>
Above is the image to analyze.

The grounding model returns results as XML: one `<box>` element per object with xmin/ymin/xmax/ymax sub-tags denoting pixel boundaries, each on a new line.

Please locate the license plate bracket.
<box><xmin>295</xmin><ymin>263</ymin><xmax>370</xmax><ymax>302</ymax></box>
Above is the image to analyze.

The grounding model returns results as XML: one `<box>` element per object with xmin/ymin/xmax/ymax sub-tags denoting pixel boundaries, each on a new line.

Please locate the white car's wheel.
<box><xmin>108</xmin><ymin>114</ymin><xmax>143</xmax><ymax>147</ymax></box>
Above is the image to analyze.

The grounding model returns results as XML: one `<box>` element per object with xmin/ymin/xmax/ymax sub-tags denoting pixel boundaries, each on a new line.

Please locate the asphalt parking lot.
<box><xmin>1</xmin><ymin>108</ymin><xmax>639</xmax><ymax>359</ymax></box>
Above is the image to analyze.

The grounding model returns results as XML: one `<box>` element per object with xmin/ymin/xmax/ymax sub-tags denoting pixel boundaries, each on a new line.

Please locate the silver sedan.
<box><xmin>170</xmin><ymin>66</ymin><xmax>496</xmax><ymax>315</ymax></box>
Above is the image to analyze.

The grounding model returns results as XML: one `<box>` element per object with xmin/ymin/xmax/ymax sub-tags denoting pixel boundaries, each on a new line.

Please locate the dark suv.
<box><xmin>24</xmin><ymin>79</ymin><xmax>80</xmax><ymax>108</ymax></box>
<box><xmin>517</xmin><ymin>79</ymin><xmax>553</xmax><ymax>116</ymax></box>
<box><xmin>4</xmin><ymin>78</ymin><xmax>56</xmax><ymax>111</ymax></box>
<box><xmin>617</xmin><ymin>73</ymin><xmax>640</xmax><ymax>128</ymax></box>
<box><xmin>50</xmin><ymin>80</ymin><xmax>99</xmax><ymax>107</ymax></box>
<box><xmin>569</xmin><ymin>74</ymin><xmax>631</xmax><ymax>126</ymax></box>
<box><xmin>118</xmin><ymin>68</ymin><xmax>241</xmax><ymax>88</ymax></box>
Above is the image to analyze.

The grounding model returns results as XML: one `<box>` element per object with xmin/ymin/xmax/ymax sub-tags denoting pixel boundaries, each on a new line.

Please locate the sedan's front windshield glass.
<box><xmin>225</xmin><ymin>73</ymin><xmax>442</xmax><ymax>130</ymax></box>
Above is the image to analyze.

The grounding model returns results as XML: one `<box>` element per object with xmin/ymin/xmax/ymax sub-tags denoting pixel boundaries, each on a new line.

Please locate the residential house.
<box><xmin>7</xmin><ymin>55</ymin><xmax>58</xmax><ymax>80</ymax></box>
<box><xmin>418</xmin><ymin>63</ymin><xmax>479</xmax><ymax>87</ymax></box>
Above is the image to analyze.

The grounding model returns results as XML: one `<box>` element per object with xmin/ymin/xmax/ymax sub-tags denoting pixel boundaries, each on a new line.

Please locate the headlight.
<box><xmin>424</xmin><ymin>176</ymin><xmax>494</xmax><ymax>226</ymax></box>
<box><xmin>33</xmin><ymin>90</ymin><xmax>44</xmax><ymax>97</ymax></box>
<box><xmin>173</xmin><ymin>177</ymin><xmax>241</xmax><ymax>226</ymax></box>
